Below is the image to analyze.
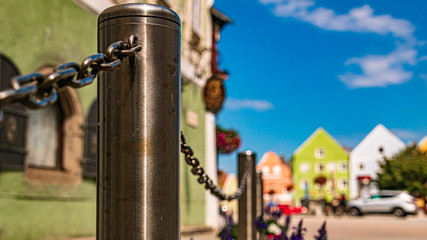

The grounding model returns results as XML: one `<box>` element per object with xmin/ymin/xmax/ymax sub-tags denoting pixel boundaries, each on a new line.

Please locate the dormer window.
<box><xmin>315</xmin><ymin>148</ymin><xmax>326</xmax><ymax>159</ymax></box>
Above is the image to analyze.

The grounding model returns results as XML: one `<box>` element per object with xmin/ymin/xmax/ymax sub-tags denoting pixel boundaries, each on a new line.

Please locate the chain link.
<box><xmin>181</xmin><ymin>131</ymin><xmax>253</xmax><ymax>201</ymax></box>
<box><xmin>0</xmin><ymin>35</ymin><xmax>142</xmax><ymax>121</ymax></box>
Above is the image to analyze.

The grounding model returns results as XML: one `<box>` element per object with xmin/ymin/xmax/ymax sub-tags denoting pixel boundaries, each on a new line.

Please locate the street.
<box><xmin>293</xmin><ymin>214</ymin><xmax>427</xmax><ymax>240</ymax></box>
<box><xmin>182</xmin><ymin>214</ymin><xmax>427</xmax><ymax>240</ymax></box>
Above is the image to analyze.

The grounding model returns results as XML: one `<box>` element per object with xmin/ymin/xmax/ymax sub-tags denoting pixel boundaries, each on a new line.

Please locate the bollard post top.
<box><xmin>238</xmin><ymin>150</ymin><xmax>255</xmax><ymax>156</ymax></box>
<box><xmin>98</xmin><ymin>3</ymin><xmax>180</xmax><ymax>26</ymax></box>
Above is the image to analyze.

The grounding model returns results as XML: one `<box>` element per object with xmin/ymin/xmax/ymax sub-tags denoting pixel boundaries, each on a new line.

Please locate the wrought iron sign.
<box><xmin>203</xmin><ymin>75</ymin><xmax>225</xmax><ymax>114</ymax></box>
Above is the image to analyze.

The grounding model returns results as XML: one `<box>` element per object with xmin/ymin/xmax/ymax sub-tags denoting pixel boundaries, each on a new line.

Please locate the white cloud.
<box><xmin>225</xmin><ymin>98</ymin><xmax>273</xmax><ymax>111</ymax></box>
<box><xmin>339</xmin><ymin>47</ymin><xmax>417</xmax><ymax>87</ymax></box>
<box><xmin>267</xmin><ymin>1</ymin><xmax>415</xmax><ymax>40</ymax></box>
<box><xmin>259</xmin><ymin>0</ymin><xmax>420</xmax><ymax>88</ymax></box>
<box><xmin>420</xmin><ymin>74</ymin><xmax>427</xmax><ymax>80</ymax></box>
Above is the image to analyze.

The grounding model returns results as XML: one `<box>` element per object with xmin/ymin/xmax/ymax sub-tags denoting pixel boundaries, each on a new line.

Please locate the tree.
<box><xmin>377</xmin><ymin>145</ymin><xmax>427</xmax><ymax>196</ymax></box>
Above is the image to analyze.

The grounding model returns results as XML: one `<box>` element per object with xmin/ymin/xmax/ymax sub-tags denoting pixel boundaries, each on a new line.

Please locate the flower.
<box><xmin>218</xmin><ymin>212</ymin><xmax>237</xmax><ymax>240</ymax></box>
<box><xmin>314</xmin><ymin>221</ymin><xmax>327</xmax><ymax>240</ymax></box>
<box><xmin>290</xmin><ymin>220</ymin><xmax>306</xmax><ymax>240</ymax></box>
<box><xmin>254</xmin><ymin>215</ymin><xmax>268</xmax><ymax>231</ymax></box>
<box><xmin>216</xmin><ymin>125</ymin><xmax>241</xmax><ymax>154</ymax></box>
<box><xmin>267</xmin><ymin>223</ymin><xmax>282</xmax><ymax>236</ymax></box>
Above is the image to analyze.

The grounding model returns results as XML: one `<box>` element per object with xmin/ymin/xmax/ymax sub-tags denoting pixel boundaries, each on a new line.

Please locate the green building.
<box><xmin>0</xmin><ymin>0</ymin><xmax>229</xmax><ymax>238</ymax></box>
<box><xmin>292</xmin><ymin>128</ymin><xmax>349</xmax><ymax>204</ymax></box>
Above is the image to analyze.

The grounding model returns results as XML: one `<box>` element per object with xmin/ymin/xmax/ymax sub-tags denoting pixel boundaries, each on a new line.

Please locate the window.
<box><xmin>327</xmin><ymin>163</ymin><xmax>336</xmax><ymax>172</ymax></box>
<box><xmin>339</xmin><ymin>179</ymin><xmax>348</xmax><ymax>189</ymax></box>
<box><xmin>300</xmin><ymin>163</ymin><xmax>310</xmax><ymax>173</ymax></box>
<box><xmin>339</xmin><ymin>162</ymin><xmax>348</xmax><ymax>172</ymax></box>
<box><xmin>315</xmin><ymin>148</ymin><xmax>326</xmax><ymax>159</ymax></box>
<box><xmin>262</xmin><ymin>166</ymin><xmax>270</xmax><ymax>175</ymax></box>
<box><xmin>273</xmin><ymin>165</ymin><xmax>281</xmax><ymax>175</ymax></box>
<box><xmin>315</xmin><ymin>163</ymin><xmax>325</xmax><ymax>173</ymax></box>
<box><xmin>27</xmin><ymin>104</ymin><xmax>61</xmax><ymax>168</ymax></box>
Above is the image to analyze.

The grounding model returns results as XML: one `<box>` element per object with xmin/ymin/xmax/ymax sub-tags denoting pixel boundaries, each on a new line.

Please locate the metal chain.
<box><xmin>181</xmin><ymin>131</ymin><xmax>253</xmax><ymax>201</ymax></box>
<box><xmin>0</xmin><ymin>35</ymin><xmax>142</xmax><ymax>121</ymax></box>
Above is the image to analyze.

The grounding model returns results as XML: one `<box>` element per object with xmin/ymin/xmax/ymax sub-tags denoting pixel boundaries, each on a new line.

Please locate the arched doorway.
<box><xmin>24</xmin><ymin>66</ymin><xmax>84</xmax><ymax>185</ymax></box>
<box><xmin>0</xmin><ymin>55</ymin><xmax>28</xmax><ymax>170</ymax></box>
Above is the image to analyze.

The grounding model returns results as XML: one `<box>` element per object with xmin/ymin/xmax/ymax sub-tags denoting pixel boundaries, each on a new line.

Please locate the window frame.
<box><xmin>314</xmin><ymin>147</ymin><xmax>326</xmax><ymax>159</ymax></box>
<box><xmin>300</xmin><ymin>163</ymin><xmax>310</xmax><ymax>173</ymax></box>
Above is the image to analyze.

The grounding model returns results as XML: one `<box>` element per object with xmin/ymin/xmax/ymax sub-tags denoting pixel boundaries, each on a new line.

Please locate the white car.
<box><xmin>347</xmin><ymin>190</ymin><xmax>418</xmax><ymax>217</ymax></box>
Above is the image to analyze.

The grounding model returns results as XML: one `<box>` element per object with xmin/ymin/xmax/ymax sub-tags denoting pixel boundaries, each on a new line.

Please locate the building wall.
<box><xmin>349</xmin><ymin>124</ymin><xmax>405</xmax><ymax>199</ymax></box>
<box><xmin>292</xmin><ymin>128</ymin><xmax>349</xmax><ymax>204</ymax></box>
<box><xmin>256</xmin><ymin>152</ymin><xmax>293</xmax><ymax>204</ymax></box>
<box><xmin>180</xmin><ymin>78</ymin><xmax>207</xmax><ymax>226</ymax></box>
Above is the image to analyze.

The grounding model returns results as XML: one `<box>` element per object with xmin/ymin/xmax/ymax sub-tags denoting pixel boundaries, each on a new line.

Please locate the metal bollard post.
<box><xmin>238</xmin><ymin>151</ymin><xmax>257</xmax><ymax>240</ymax></box>
<box><xmin>97</xmin><ymin>4</ymin><xmax>181</xmax><ymax>240</ymax></box>
<box><xmin>256</xmin><ymin>171</ymin><xmax>264</xmax><ymax>240</ymax></box>
<box><xmin>256</xmin><ymin>171</ymin><xmax>264</xmax><ymax>217</ymax></box>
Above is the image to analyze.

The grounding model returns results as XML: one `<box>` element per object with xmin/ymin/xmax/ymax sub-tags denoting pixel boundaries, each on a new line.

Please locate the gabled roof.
<box><xmin>351</xmin><ymin>124</ymin><xmax>405</xmax><ymax>157</ymax></box>
<box><xmin>257</xmin><ymin>151</ymin><xmax>283</xmax><ymax>169</ymax></box>
<box><xmin>293</xmin><ymin>127</ymin><xmax>344</xmax><ymax>155</ymax></box>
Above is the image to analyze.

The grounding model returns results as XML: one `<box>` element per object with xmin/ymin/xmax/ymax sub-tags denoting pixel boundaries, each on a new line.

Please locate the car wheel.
<box><xmin>349</xmin><ymin>207</ymin><xmax>361</xmax><ymax>216</ymax></box>
<box><xmin>393</xmin><ymin>208</ymin><xmax>406</xmax><ymax>218</ymax></box>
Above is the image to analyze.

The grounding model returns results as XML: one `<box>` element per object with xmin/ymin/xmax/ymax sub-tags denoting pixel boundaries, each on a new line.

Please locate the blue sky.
<box><xmin>213</xmin><ymin>0</ymin><xmax>427</xmax><ymax>174</ymax></box>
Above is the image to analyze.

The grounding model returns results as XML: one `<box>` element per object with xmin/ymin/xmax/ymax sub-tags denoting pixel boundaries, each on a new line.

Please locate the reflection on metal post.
<box><xmin>238</xmin><ymin>151</ymin><xmax>257</xmax><ymax>240</ymax></box>
<box><xmin>97</xmin><ymin>4</ymin><xmax>181</xmax><ymax>240</ymax></box>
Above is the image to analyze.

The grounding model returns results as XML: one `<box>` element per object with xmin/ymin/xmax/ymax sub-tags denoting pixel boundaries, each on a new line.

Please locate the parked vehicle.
<box><xmin>347</xmin><ymin>190</ymin><xmax>417</xmax><ymax>217</ymax></box>
<box><xmin>277</xmin><ymin>204</ymin><xmax>307</xmax><ymax>215</ymax></box>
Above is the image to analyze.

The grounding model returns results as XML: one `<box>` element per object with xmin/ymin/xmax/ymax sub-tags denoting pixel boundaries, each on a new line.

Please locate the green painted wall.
<box><xmin>180</xmin><ymin>78</ymin><xmax>207</xmax><ymax>226</ymax></box>
<box><xmin>0</xmin><ymin>0</ymin><xmax>209</xmax><ymax>237</ymax></box>
<box><xmin>0</xmin><ymin>171</ymin><xmax>96</xmax><ymax>239</ymax></box>
<box><xmin>292</xmin><ymin>128</ymin><xmax>349</xmax><ymax>202</ymax></box>
<box><xmin>0</xmin><ymin>1</ymin><xmax>98</xmax><ymax>239</ymax></box>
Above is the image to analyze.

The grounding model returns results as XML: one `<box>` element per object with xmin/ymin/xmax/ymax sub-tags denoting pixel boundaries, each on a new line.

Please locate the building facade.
<box><xmin>349</xmin><ymin>124</ymin><xmax>405</xmax><ymax>199</ymax></box>
<box><xmin>292</xmin><ymin>128</ymin><xmax>349</xmax><ymax>204</ymax></box>
<box><xmin>256</xmin><ymin>152</ymin><xmax>293</xmax><ymax>205</ymax></box>
<box><xmin>0</xmin><ymin>0</ymin><xmax>229</xmax><ymax>238</ymax></box>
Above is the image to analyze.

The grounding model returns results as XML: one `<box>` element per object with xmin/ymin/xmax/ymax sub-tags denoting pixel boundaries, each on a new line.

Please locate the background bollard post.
<box><xmin>238</xmin><ymin>151</ymin><xmax>257</xmax><ymax>240</ymax></box>
<box><xmin>256</xmin><ymin>171</ymin><xmax>264</xmax><ymax>217</ymax></box>
<box><xmin>256</xmin><ymin>171</ymin><xmax>264</xmax><ymax>239</ymax></box>
<box><xmin>97</xmin><ymin>4</ymin><xmax>181</xmax><ymax>240</ymax></box>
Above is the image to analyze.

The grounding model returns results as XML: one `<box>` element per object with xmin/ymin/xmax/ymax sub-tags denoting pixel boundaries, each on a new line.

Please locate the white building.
<box><xmin>349</xmin><ymin>124</ymin><xmax>405</xmax><ymax>199</ymax></box>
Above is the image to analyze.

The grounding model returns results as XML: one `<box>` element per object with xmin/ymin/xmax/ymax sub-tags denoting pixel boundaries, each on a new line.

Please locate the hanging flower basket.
<box><xmin>314</xmin><ymin>175</ymin><xmax>327</xmax><ymax>186</ymax></box>
<box><xmin>216</xmin><ymin>125</ymin><xmax>241</xmax><ymax>154</ymax></box>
